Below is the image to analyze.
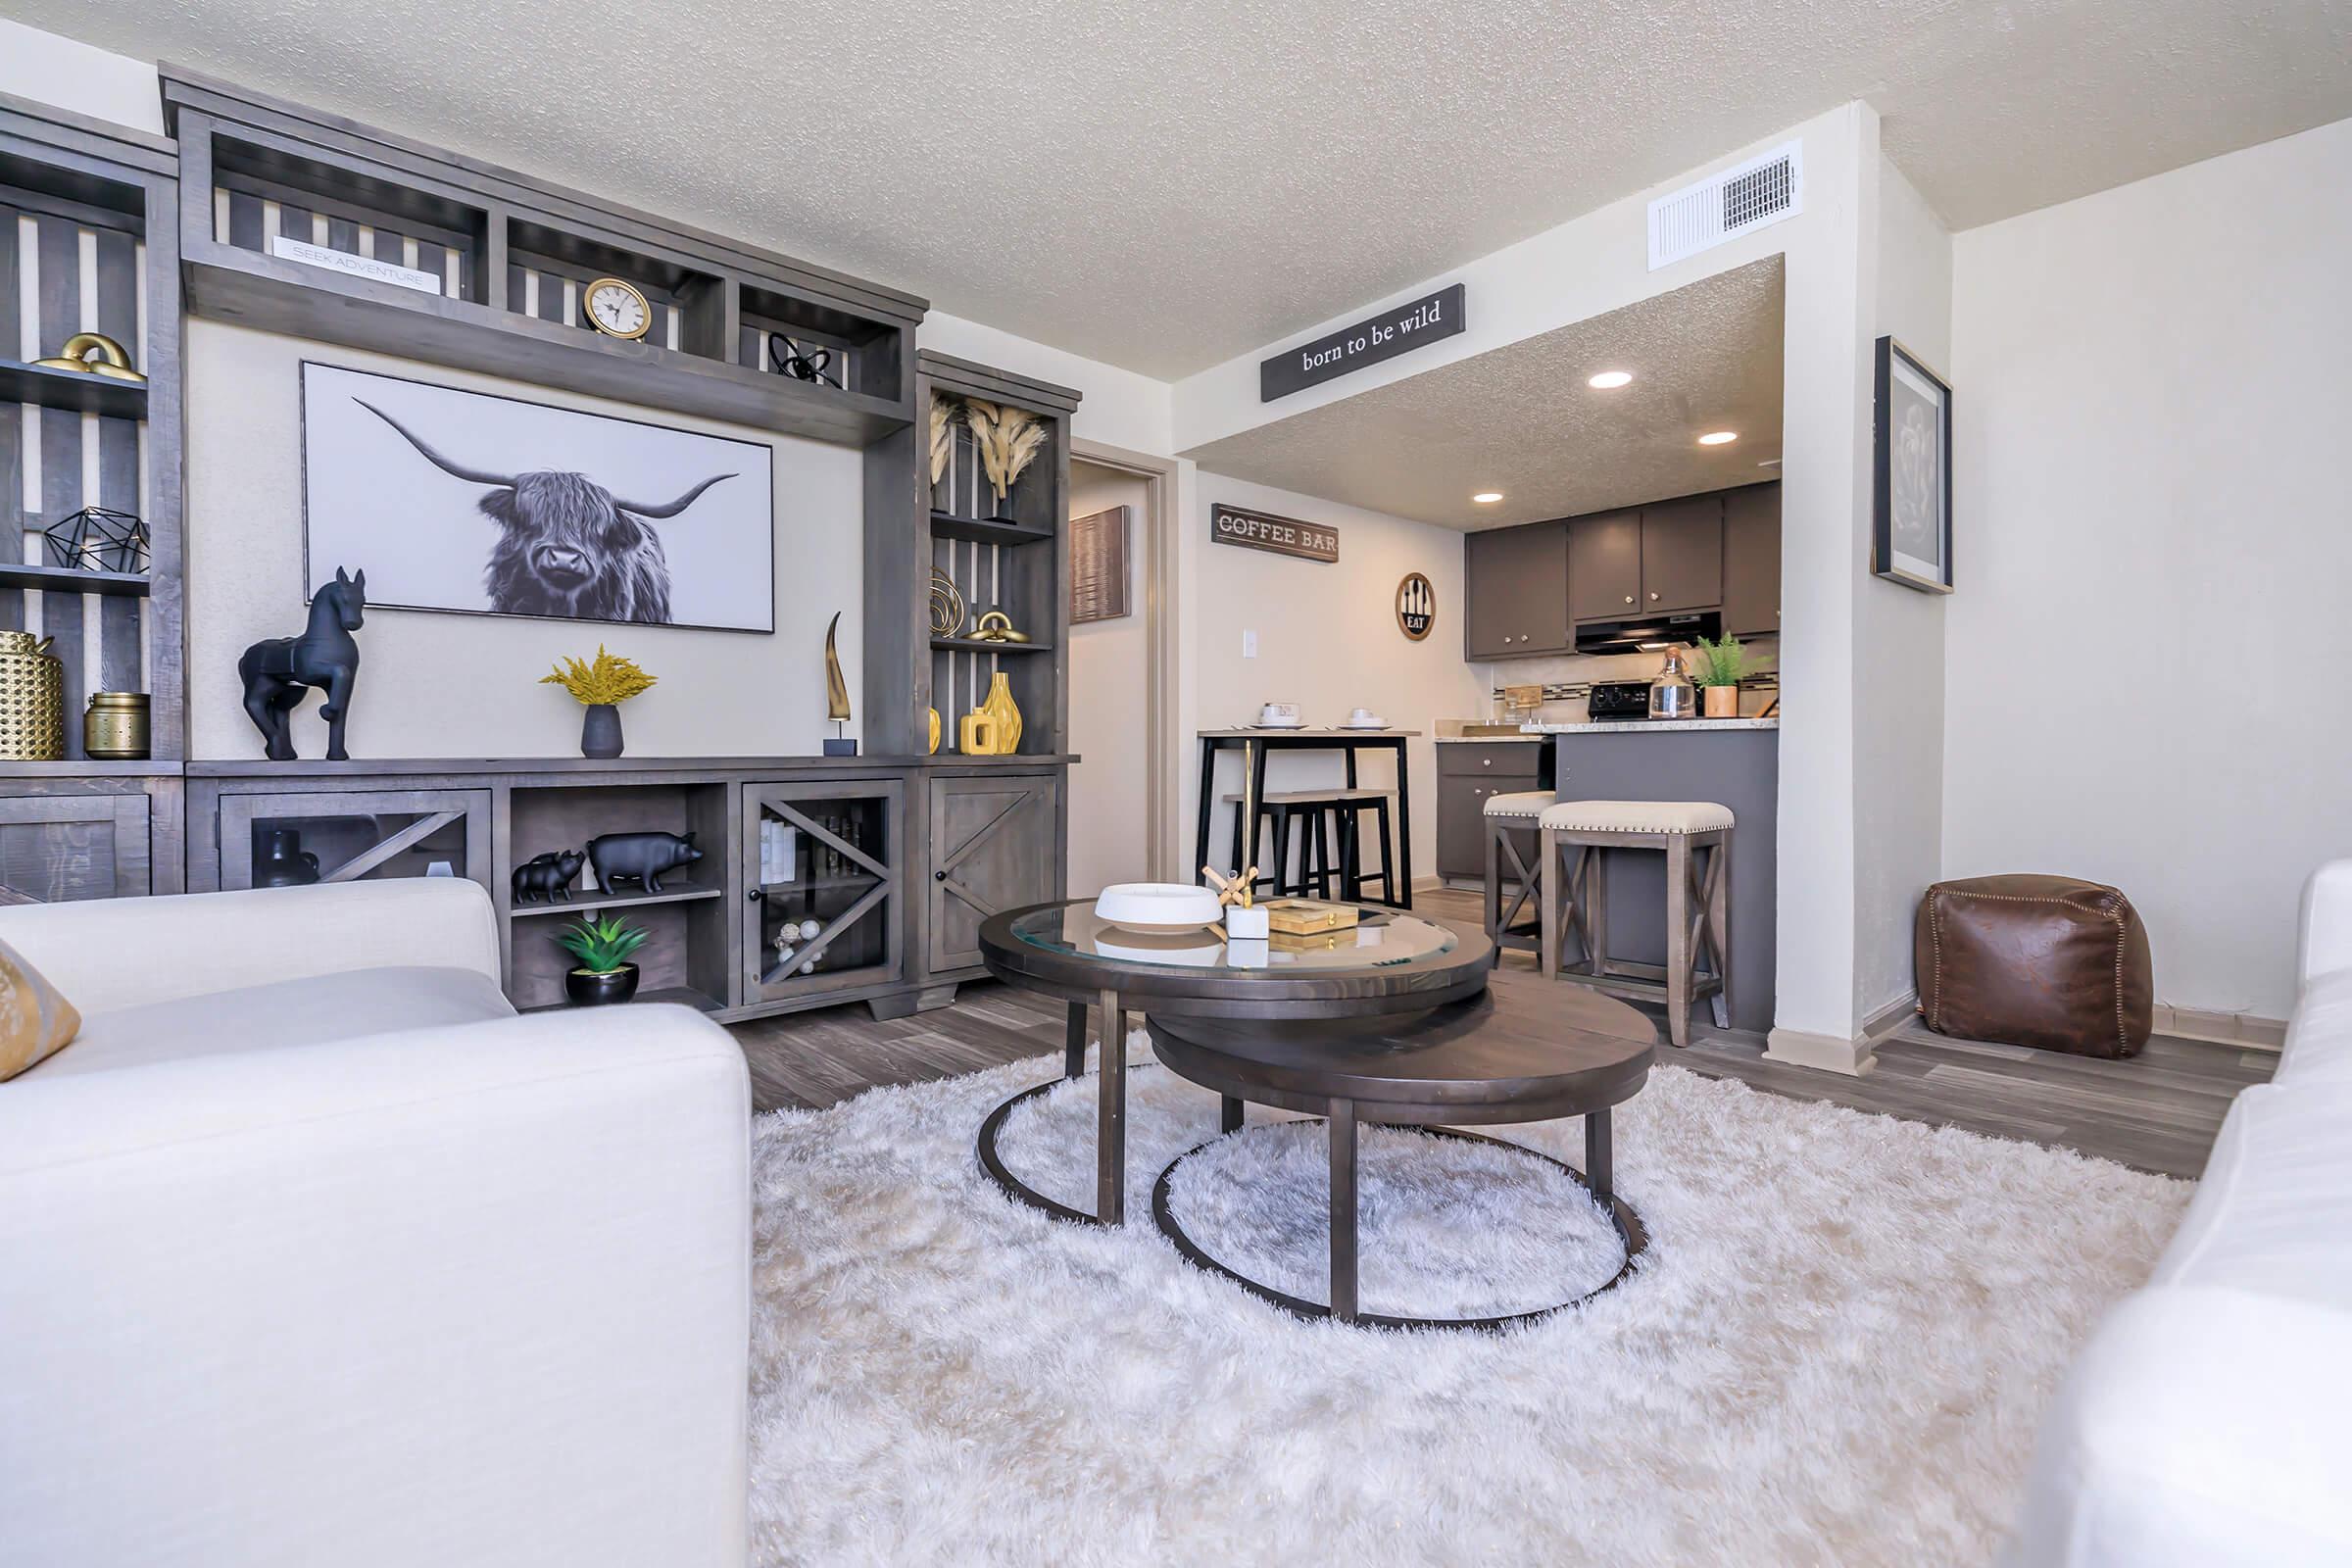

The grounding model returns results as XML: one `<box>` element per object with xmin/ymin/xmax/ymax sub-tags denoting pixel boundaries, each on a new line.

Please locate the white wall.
<box><xmin>1851</xmin><ymin>152</ymin><xmax>1952</xmax><ymax>1019</ymax></box>
<box><xmin>185</xmin><ymin>320</ymin><xmax>863</xmax><ymax>759</ymax></box>
<box><xmin>1183</xmin><ymin>474</ymin><xmax>1489</xmax><ymax>888</ymax></box>
<box><xmin>1066</xmin><ymin>461</ymin><xmax>1152</xmax><ymax>895</ymax></box>
<box><xmin>918</xmin><ymin>312</ymin><xmax>1172</xmax><ymax>457</ymax></box>
<box><xmin>1946</xmin><ymin>116</ymin><xmax>2352</xmax><ymax>1022</ymax></box>
<box><xmin>0</xmin><ymin>20</ymin><xmax>164</xmax><ymax>134</ymax></box>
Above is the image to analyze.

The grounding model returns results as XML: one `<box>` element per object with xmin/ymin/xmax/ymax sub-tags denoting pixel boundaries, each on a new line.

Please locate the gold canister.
<box><xmin>84</xmin><ymin>691</ymin><xmax>151</xmax><ymax>760</ymax></box>
<box><xmin>0</xmin><ymin>631</ymin><xmax>67</xmax><ymax>761</ymax></box>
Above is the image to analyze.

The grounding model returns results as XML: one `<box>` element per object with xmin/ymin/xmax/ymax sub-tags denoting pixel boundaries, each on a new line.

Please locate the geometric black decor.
<box><xmin>42</xmin><ymin>506</ymin><xmax>149</xmax><ymax>574</ymax></box>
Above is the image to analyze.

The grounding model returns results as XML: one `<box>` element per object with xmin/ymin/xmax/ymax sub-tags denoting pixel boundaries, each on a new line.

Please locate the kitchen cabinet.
<box><xmin>1435</xmin><ymin>742</ymin><xmax>1544</xmax><ymax>880</ymax></box>
<box><xmin>1721</xmin><ymin>482</ymin><xmax>1782</xmax><ymax>637</ymax></box>
<box><xmin>1639</xmin><ymin>495</ymin><xmax>1725</xmax><ymax>613</ymax></box>
<box><xmin>1462</xmin><ymin>520</ymin><xmax>1570</xmax><ymax>660</ymax></box>
<box><xmin>1567</xmin><ymin>509</ymin><xmax>1642</xmax><ymax>622</ymax></box>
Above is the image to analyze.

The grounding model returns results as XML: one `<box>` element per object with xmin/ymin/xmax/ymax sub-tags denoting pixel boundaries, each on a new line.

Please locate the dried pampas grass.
<box><xmin>963</xmin><ymin>398</ymin><xmax>1048</xmax><ymax>504</ymax></box>
<box><xmin>928</xmin><ymin>392</ymin><xmax>960</xmax><ymax>486</ymax></box>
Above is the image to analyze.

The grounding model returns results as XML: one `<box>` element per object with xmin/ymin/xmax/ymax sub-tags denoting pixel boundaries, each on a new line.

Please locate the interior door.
<box><xmin>1639</xmin><ymin>495</ymin><xmax>1725</xmax><ymax>613</ymax></box>
<box><xmin>1568</xmin><ymin>511</ymin><xmax>1642</xmax><ymax>621</ymax></box>
<box><xmin>744</xmin><ymin>779</ymin><xmax>904</xmax><ymax>1005</ymax></box>
<box><xmin>928</xmin><ymin>773</ymin><xmax>1059</xmax><ymax>973</ymax></box>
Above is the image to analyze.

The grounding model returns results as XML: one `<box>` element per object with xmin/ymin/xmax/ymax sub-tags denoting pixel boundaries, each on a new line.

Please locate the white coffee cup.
<box><xmin>1258</xmin><ymin>702</ymin><xmax>1300</xmax><ymax>726</ymax></box>
<box><xmin>1348</xmin><ymin>707</ymin><xmax>1378</xmax><ymax>726</ymax></box>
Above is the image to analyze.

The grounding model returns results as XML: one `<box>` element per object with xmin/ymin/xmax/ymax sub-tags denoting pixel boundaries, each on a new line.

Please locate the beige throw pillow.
<box><xmin>0</xmin><ymin>935</ymin><xmax>80</xmax><ymax>1081</ymax></box>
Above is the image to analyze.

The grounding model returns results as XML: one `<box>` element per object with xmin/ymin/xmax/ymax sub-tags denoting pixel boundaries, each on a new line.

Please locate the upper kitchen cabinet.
<box><xmin>1462</xmin><ymin>520</ymin><xmax>1571</xmax><ymax>660</ymax></box>
<box><xmin>1637</xmin><ymin>495</ymin><xmax>1725</xmax><ymax>613</ymax></box>
<box><xmin>1721</xmin><ymin>482</ymin><xmax>1782</xmax><ymax>637</ymax></box>
<box><xmin>1567</xmin><ymin>510</ymin><xmax>1642</xmax><ymax>621</ymax></box>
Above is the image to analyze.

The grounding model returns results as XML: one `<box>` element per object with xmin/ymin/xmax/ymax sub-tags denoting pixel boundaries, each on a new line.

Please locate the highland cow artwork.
<box><xmin>300</xmin><ymin>364</ymin><xmax>775</xmax><ymax>631</ymax></box>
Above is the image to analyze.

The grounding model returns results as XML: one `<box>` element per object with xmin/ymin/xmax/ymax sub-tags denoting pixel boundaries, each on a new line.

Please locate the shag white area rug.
<box><xmin>747</xmin><ymin>1037</ymin><xmax>2189</xmax><ymax>1567</ymax></box>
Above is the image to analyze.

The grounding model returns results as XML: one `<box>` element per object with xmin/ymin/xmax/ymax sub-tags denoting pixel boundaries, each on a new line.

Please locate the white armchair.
<box><xmin>0</xmin><ymin>880</ymin><xmax>750</xmax><ymax>1568</ymax></box>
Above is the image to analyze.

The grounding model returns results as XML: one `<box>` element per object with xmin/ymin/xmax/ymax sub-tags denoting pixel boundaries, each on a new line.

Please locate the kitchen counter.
<box><xmin>1434</xmin><ymin>733</ymin><xmax>1544</xmax><ymax>743</ymax></box>
<box><xmin>1524</xmin><ymin>717</ymin><xmax>1780</xmax><ymax>734</ymax></box>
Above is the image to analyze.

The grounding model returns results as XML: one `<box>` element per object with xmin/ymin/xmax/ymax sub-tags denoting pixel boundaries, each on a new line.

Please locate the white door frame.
<box><xmin>1069</xmin><ymin>437</ymin><xmax>1180</xmax><ymax>882</ymax></box>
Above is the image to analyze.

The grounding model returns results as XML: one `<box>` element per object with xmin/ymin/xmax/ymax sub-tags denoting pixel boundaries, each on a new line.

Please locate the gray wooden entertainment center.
<box><xmin>0</xmin><ymin>74</ymin><xmax>1077</xmax><ymax>1021</ymax></box>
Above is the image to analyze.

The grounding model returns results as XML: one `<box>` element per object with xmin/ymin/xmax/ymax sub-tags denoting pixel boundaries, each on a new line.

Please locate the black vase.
<box><xmin>564</xmin><ymin>962</ymin><xmax>640</xmax><ymax>1006</ymax></box>
<box><xmin>580</xmin><ymin>703</ymin><xmax>623</xmax><ymax>760</ymax></box>
<box><xmin>255</xmin><ymin>827</ymin><xmax>321</xmax><ymax>888</ymax></box>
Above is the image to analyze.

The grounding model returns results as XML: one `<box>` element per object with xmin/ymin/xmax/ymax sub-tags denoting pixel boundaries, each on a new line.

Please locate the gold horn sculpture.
<box><xmin>822</xmin><ymin>612</ymin><xmax>856</xmax><ymax>756</ymax></box>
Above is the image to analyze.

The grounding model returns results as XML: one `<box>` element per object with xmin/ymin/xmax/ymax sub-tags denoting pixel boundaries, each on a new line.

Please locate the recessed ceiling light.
<box><xmin>1471</xmin><ymin>491</ymin><xmax>1503</xmax><ymax>504</ymax></box>
<box><xmin>1588</xmin><ymin>370</ymin><xmax>1633</xmax><ymax>389</ymax></box>
<box><xmin>1697</xmin><ymin>430</ymin><xmax>1739</xmax><ymax>446</ymax></box>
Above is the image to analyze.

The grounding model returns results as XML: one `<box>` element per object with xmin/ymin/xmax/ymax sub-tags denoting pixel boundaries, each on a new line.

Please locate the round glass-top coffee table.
<box><xmin>976</xmin><ymin>900</ymin><xmax>1494</xmax><ymax>1226</ymax></box>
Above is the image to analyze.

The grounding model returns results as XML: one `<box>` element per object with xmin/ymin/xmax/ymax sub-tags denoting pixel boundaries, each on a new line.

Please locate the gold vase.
<box><xmin>981</xmin><ymin>672</ymin><xmax>1022</xmax><ymax>753</ymax></box>
<box><xmin>927</xmin><ymin>707</ymin><xmax>941</xmax><ymax>755</ymax></box>
<box><xmin>0</xmin><ymin>631</ymin><xmax>66</xmax><ymax>761</ymax></box>
<box><xmin>84</xmin><ymin>692</ymin><xmax>151</xmax><ymax>760</ymax></box>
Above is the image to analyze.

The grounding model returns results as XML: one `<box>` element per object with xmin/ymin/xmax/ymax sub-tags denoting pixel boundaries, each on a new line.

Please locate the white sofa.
<box><xmin>0</xmin><ymin>880</ymin><xmax>751</xmax><ymax>1568</ymax></box>
<box><xmin>2010</xmin><ymin>859</ymin><xmax>2352</xmax><ymax>1565</ymax></box>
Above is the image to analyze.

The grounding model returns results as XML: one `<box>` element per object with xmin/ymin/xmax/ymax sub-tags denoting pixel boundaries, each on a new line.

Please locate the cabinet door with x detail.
<box><xmin>926</xmin><ymin>773</ymin><xmax>1061</xmax><ymax>975</ymax></box>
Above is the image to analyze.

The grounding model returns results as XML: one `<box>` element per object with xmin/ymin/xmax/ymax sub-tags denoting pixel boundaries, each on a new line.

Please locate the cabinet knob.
<box><xmin>1624</xmin><ymin>595</ymin><xmax>1635</xmax><ymax>605</ymax></box>
<box><xmin>1649</xmin><ymin>592</ymin><xmax>1660</xmax><ymax>602</ymax></box>
<box><xmin>1482</xmin><ymin>759</ymin><xmax>1492</xmax><ymax>766</ymax></box>
<box><xmin>747</xmin><ymin>888</ymin><xmax>762</xmax><ymax>903</ymax></box>
<box><xmin>934</xmin><ymin>870</ymin><xmax>947</xmax><ymax>882</ymax></box>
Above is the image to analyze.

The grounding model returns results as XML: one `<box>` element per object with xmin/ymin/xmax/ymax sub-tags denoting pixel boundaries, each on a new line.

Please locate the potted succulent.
<box><xmin>1690</xmin><ymin>633</ymin><xmax>1758</xmax><ymax>719</ymax></box>
<box><xmin>554</xmin><ymin>912</ymin><xmax>649</xmax><ymax>1006</ymax></box>
<box><xmin>540</xmin><ymin>645</ymin><xmax>657</xmax><ymax>759</ymax></box>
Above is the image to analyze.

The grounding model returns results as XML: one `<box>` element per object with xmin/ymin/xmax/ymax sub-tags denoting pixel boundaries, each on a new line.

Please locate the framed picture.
<box><xmin>1069</xmin><ymin>505</ymin><xmax>1131</xmax><ymax>623</ymax></box>
<box><xmin>300</xmin><ymin>363</ymin><xmax>776</xmax><ymax>631</ymax></box>
<box><xmin>1871</xmin><ymin>336</ymin><xmax>1953</xmax><ymax>594</ymax></box>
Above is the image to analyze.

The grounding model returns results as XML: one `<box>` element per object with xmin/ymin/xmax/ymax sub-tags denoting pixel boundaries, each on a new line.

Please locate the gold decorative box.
<box><xmin>1261</xmin><ymin>898</ymin><xmax>1359</xmax><ymax>936</ymax></box>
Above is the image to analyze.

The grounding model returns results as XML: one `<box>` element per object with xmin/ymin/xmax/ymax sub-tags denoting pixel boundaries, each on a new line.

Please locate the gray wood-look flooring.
<box><xmin>728</xmin><ymin>889</ymin><xmax>2274</xmax><ymax>1179</ymax></box>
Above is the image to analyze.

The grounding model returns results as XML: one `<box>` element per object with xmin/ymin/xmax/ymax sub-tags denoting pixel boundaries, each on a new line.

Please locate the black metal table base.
<box><xmin>1150</xmin><ymin>1121</ymin><xmax>1648</xmax><ymax>1333</ymax></box>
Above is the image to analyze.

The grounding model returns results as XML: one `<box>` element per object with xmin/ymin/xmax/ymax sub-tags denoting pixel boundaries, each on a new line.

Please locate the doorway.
<box><xmin>1067</xmin><ymin>440</ymin><xmax>1177</xmax><ymax>894</ymax></box>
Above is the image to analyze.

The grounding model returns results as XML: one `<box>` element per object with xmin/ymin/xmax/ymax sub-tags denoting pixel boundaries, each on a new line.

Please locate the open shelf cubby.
<box><xmin>506</xmin><ymin>781</ymin><xmax>729</xmax><ymax>1013</ymax></box>
<box><xmin>163</xmin><ymin>67</ymin><xmax>926</xmax><ymax>448</ymax></box>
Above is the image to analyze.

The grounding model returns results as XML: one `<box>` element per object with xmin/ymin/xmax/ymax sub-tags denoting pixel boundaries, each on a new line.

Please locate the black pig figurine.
<box><xmin>511</xmin><ymin>849</ymin><xmax>585</xmax><ymax>906</ymax></box>
<box><xmin>587</xmin><ymin>831</ymin><xmax>703</xmax><ymax>894</ymax></box>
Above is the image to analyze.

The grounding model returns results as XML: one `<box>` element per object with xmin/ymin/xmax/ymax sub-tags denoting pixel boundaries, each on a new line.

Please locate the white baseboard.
<box><xmin>1761</xmin><ymin>993</ymin><xmax>1916</xmax><ymax>1077</ymax></box>
<box><xmin>2155</xmin><ymin>1004</ymin><xmax>2286</xmax><ymax>1053</ymax></box>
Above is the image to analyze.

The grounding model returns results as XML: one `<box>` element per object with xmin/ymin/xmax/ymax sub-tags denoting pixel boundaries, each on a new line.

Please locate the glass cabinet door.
<box><xmin>744</xmin><ymin>779</ymin><xmax>904</xmax><ymax>1005</ymax></box>
<box><xmin>218</xmin><ymin>789</ymin><xmax>491</xmax><ymax>892</ymax></box>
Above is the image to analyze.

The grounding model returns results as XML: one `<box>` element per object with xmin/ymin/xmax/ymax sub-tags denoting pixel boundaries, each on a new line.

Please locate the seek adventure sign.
<box><xmin>1208</xmin><ymin>503</ymin><xmax>1339</xmax><ymax>564</ymax></box>
<box><xmin>1258</xmin><ymin>282</ymin><xmax>1466</xmax><ymax>402</ymax></box>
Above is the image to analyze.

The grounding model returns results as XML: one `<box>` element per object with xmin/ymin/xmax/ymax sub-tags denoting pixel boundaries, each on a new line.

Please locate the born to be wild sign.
<box><xmin>1258</xmin><ymin>283</ymin><xmax>1466</xmax><ymax>402</ymax></box>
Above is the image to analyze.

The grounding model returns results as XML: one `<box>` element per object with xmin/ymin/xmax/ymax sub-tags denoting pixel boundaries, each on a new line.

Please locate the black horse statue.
<box><xmin>240</xmin><ymin>566</ymin><xmax>366</xmax><ymax>761</ymax></box>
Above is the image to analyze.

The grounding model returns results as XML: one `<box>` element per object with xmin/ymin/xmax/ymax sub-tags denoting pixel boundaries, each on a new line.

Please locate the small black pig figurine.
<box><xmin>511</xmin><ymin>849</ymin><xmax>585</xmax><ymax>906</ymax></box>
<box><xmin>587</xmin><ymin>831</ymin><xmax>703</xmax><ymax>894</ymax></box>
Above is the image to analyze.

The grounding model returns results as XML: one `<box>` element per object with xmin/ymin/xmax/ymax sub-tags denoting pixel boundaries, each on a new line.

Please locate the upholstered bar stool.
<box><xmin>1483</xmin><ymin>790</ymin><xmax>1553</xmax><ymax>953</ymax></box>
<box><xmin>1538</xmin><ymin>800</ymin><xmax>1734</xmax><ymax>1048</ymax></box>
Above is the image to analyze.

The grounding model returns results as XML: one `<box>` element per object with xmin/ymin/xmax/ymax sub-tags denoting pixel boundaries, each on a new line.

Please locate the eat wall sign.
<box><xmin>1259</xmin><ymin>283</ymin><xmax>1466</xmax><ymax>402</ymax></box>
<box><xmin>1209</xmin><ymin>503</ymin><xmax>1339</xmax><ymax>564</ymax></box>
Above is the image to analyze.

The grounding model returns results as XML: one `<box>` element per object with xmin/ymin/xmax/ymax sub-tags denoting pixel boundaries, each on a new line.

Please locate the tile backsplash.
<box><xmin>1476</xmin><ymin>636</ymin><xmax>1781</xmax><ymax>722</ymax></box>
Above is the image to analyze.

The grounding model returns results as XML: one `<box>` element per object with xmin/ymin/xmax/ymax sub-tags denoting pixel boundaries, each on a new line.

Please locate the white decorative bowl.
<box><xmin>1093</xmin><ymin>882</ymin><xmax>1223</xmax><ymax>933</ymax></box>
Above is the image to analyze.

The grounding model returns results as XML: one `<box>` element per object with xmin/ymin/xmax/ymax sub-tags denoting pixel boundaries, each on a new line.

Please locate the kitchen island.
<box><xmin>1529</xmin><ymin>718</ymin><xmax>1778</xmax><ymax>1035</ymax></box>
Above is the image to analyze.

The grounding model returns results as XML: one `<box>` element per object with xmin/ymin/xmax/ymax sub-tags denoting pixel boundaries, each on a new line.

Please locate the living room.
<box><xmin>0</xmin><ymin>6</ymin><xmax>2345</xmax><ymax>1565</ymax></box>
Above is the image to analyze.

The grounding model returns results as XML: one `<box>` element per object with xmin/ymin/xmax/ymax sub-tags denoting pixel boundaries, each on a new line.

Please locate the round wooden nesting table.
<box><xmin>1148</xmin><ymin>984</ymin><xmax>1655</xmax><ymax>1331</ymax></box>
<box><xmin>976</xmin><ymin>899</ymin><xmax>1494</xmax><ymax>1227</ymax></box>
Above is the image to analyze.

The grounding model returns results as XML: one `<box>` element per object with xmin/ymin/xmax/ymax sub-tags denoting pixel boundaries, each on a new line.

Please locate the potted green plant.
<box><xmin>554</xmin><ymin>912</ymin><xmax>649</xmax><ymax>1006</ymax></box>
<box><xmin>540</xmin><ymin>646</ymin><xmax>657</xmax><ymax>760</ymax></box>
<box><xmin>1690</xmin><ymin>633</ymin><xmax>1757</xmax><ymax>718</ymax></box>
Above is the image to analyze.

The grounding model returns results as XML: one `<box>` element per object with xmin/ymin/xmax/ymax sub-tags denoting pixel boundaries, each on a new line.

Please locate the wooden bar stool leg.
<box><xmin>1373</xmin><ymin>795</ymin><xmax>1395</xmax><ymax>906</ymax></box>
<box><xmin>1484</xmin><ymin>816</ymin><xmax>1503</xmax><ymax>939</ymax></box>
<box><xmin>1706</xmin><ymin>833</ymin><xmax>1734</xmax><ymax>1030</ymax></box>
<box><xmin>1664</xmin><ymin>832</ymin><xmax>1692</xmax><ymax>1048</ymax></box>
<box><xmin>1270</xmin><ymin>807</ymin><xmax>1293</xmax><ymax>897</ymax></box>
<box><xmin>1341</xmin><ymin>806</ymin><xmax>1363</xmax><ymax>901</ymax></box>
<box><xmin>1308</xmin><ymin>808</ymin><xmax>1333</xmax><ymax>900</ymax></box>
<box><xmin>1583</xmin><ymin>844</ymin><xmax>1609</xmax><ymax>979</ymax></box>
<box><xmin>1540</xmin><ymin>827</ymin><xmax>1564</xmax><ymax>979</ymax></box>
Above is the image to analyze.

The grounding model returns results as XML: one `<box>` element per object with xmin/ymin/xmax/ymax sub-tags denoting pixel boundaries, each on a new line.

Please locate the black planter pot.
<box><xmin>564</xmin><ymin>962</ymin><xmax>640</xmax><ymax>1006</ymax></box>
<box><xmin>580</xmin><ymin>703</ymin><xmax>624</xmax><ymax>760</ymax></box>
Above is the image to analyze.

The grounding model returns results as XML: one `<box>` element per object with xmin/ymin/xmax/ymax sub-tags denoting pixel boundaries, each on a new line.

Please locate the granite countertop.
<box><xmin>1526</xmin><ymin>718</ymin><xmax>1780</xmax><ymax>734</ymax></box>
<box><xmin>1433</xmin><ymin>733</ymin><xmax>1545</xmax><ymax>743</ymax></box>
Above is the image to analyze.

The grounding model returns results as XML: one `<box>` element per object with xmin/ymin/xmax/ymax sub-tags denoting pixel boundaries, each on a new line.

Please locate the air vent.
<box><xmin>1647</xmin><ymin>141</ymin><xmax>1802</xmax><ymax>270</ymax></box>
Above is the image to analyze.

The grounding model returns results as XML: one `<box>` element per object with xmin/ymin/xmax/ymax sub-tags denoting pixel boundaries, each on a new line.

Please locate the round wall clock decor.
<box><xmin>1396</xmin><ymin>571</ymin><xmax>1436</xmax><ymax>641</ymax></box>
<box><xmin>581</xmin><ymin>276</ymin><xmax>652</xmax><ymax>340</ymax></box>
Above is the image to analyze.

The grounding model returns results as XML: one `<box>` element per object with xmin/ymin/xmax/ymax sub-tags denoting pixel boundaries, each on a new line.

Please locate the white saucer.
<box><xmin>1340</xmin><ymin>718</ymin><xmax>1389</xmax><ymax>730</ymax></box>
<box><xmin>1250</xmin><ymin>719</ymin><xmax>1307</xmax><ymax>729</ymax></box>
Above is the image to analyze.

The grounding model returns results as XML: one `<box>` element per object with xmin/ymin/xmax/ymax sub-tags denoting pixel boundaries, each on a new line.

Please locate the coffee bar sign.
<box><xmin>1259</xmin><ymin>282</ymin><xmax>1466</xmax><ymax>402</ymax></box>
<box><xmin>1208</xmin><ymin>503</ymin><xmax>1339</xmax><ymax>564</ymax></box>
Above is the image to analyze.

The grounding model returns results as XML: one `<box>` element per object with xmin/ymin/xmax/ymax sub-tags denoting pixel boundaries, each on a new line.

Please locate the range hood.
<box><xmin>1574</xmin><ymin>611</ymin><xmax>1721</xmax><ymax>655</ymax></box>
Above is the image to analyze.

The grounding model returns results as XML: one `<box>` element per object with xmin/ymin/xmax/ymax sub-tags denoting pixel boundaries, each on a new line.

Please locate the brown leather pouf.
<box><xmin>1916</xmin><ymin>875</ymin><xmax>2153</xmax><ymax>1058</ymax></box>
